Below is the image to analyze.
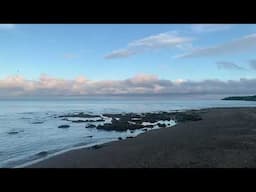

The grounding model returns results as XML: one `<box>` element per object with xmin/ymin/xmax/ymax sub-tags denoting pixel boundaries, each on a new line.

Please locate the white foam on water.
<box><xmin>15</xmin><ymin>120</ymin><xmax>177</xmax><ymax>168</ymax></box>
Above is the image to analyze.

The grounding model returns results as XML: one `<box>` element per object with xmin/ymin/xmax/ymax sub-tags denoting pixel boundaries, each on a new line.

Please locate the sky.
<box><xmin>1</xmin><ymin>24</ymin><xmax>256</xmax><ymax>97</ymax></box>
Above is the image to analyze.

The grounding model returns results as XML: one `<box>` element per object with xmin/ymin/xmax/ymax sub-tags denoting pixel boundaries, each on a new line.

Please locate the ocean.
<box><xmin>1</xmin><ymin>95</ymin><xmax>256</xmax><ymax>168</ymax></box>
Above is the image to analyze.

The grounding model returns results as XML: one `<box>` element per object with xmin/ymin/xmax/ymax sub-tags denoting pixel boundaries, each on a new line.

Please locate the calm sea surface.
<box><xmin>1</xmin><ymin>95</ymin><xmax>256</xmax><ymax>167</ymax></box>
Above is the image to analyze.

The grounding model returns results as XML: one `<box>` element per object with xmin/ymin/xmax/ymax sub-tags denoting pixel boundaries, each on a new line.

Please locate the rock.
<box><xmin>157</xmin><ymin>123</ymin><xmax>166</xmax><ymax>127</ymax></box>
<box><xmin>7</xmin><ymin>131</ymin><xmax>19</xmax><ymax>135</ymax></box>
<box><xmin>96</xmin><ymin>122</ymin><xmax>144</xmax><ymax>132</ymax></box>
<box><xmin>118</xmin><ymin>137</ymin><xmax>123</xmax><ymax>140</ymax></box>
<box><xmin>32</xmin><ymin>121</ymin><xmax>44</xmax><ymax>124</ymax></box>
<box><xmin>86</xmin><ymin>124</ymin><xmax>96</xmax><ymax>128</ymax></box>
<box><xmin>142</xmin><ymin>128</ymin><xmax>148</xmax><ymax>132</ymax></box>
<box><xmin>58</xmin><ymin>125</ymin><xmax>70</xmax><ymax>128</ymax></box>
<box><xmin>126</xmin><ymin>136</ymin><xmax>134</xmax><ymax>139</ymax></box>
<box><xmin>71</xmin><ymin>120</ymin><xmax>87</xmax><ymax>123</ymax></box>
<box><xmin>103</xmin><ymin>113</ymin><xmax>123</xmax><ymax>118</ymax></box>
<box><xmin>59</xmin><ymin>113</ymin><xmax>100</xmax><ymax>118</ymax></box>
<box><xmin>86</xmin><ymin>135</ymin><xmax>93</xmax><ymax>138</ymax></box>
<box><xmin>143</xmin><ymin>125</ymin><xmax>154</xmax><ymax>129</ymax></box>
<box><xmin>96</xmin><ymin>118</ymin><xmax>105</xmax><ymax>122</ymax></box>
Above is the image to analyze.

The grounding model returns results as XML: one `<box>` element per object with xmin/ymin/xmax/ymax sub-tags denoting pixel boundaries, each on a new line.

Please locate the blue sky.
<box><xmin>1</xmin><ymin>24</ymin><xmax>256</xmax><ymax>96</ymax></box>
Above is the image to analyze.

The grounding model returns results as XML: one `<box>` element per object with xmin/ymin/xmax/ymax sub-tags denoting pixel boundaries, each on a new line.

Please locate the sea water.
<box><xmin>1</xmin><ymin>95</ymin><xmax>256</xmax><ymax>168</ymax></box>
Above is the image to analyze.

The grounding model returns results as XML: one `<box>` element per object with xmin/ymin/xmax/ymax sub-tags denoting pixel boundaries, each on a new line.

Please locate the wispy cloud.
<box><xmin>249</xmin><ymin>59</ymin><xmax>256</xmax><ymax>70</ymax></box>
<box><xmin>105</xmin><ymin>32</ymin><xmax>193</xmax><ymax>59</ymax></box>
<box><xmin>104</xmin><ymin>49</ymin><xmax>137</xmax><ymax>59</ymax></box>
<box><xmin>0</xmin><ymin>24</ymin><xmax>15</xmax><ymax>30</ymax></box>
<box><xmin>216</xmin><ymin>61</ymin><xmax>245</xmax><ymax>70</ymax></box>
<box><xmin>191</xmin><ymin>24</ymin><xmax>233</xmax><ymax>33</ymax></box>
<box><xmin>1</xmin><ymin>74</ymin><xmax>256</xmax><ymax>97</ymax></box>
<box><xmin>178</xmin><ymin>33</ymin><xmax>256</xmax><ymax>59</ymax></box>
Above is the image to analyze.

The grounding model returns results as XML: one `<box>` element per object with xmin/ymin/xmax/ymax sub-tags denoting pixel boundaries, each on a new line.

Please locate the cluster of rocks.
<box><xmin>57</xmin><ymin>111</ymin><xmax>202</xmax><ymax>132</ymax></box>
<box><xmin>69</xmin><ymin>119</ymin><xmax>105</xmax><ymax>123</ymax></box>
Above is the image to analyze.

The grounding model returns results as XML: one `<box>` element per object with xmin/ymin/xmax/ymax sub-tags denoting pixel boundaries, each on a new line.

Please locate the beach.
<box><xmin>26</xmin><ymin>107</ymin><xmax>256</xmax><ymax>168</ymax></box>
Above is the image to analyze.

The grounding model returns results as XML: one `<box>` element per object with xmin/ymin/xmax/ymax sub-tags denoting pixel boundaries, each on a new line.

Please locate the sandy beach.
<box><xmin>27</xmin><ymin>107</ymin><xmax>256</xmax><ymax>168</ymax></box>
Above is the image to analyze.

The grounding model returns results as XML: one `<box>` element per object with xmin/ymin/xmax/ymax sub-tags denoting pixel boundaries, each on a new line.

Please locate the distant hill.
<box><xmin>222</xmin><ymin>95</ymin><xmax>256</xmax><ymax>101</ymax></box>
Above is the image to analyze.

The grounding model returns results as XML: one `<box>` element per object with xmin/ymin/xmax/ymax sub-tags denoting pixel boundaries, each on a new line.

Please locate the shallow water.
<box><xmin>1</xmin><ymin>96</ymin><xmax>256</xmax><ymax>167</ymax></box>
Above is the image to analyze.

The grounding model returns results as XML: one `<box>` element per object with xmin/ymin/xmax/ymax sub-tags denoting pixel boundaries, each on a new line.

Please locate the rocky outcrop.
<box><xmin>58</xmin><ymin>125</ymin><xmax>70</xmax><ymax>129</ymax></box>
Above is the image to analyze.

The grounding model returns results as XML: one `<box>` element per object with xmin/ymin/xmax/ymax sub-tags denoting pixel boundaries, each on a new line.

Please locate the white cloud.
<box><xmin>216</xmin><ymin>61</ymin><xmax>245</xmax><ymax>70</ymax></box>
<box><xmin>105</xmin><ymin>32</ymin><xmax>192</xmax><ymax>59</ymax></box>
<box><xmin>1</xmin><ymin>74</ymin><xmax>256</xmax><ymax>97</ymax></box>
<box><xmin>104</xmin><ymin>49</ymin><xmax>137</xmax><ymax>59</ymax></box>
<box><xmin>0</xmin><ymin>24</ymin><xmax>15</xmax><ymax>30</ymax></box>
<box><xmin>178</xmin><ymin>33</ymin><xmax>256</xmax><ymax>58</ymax></box>
<box><xmin>191</xmin><ymin>24</ymin><xmax>233</xmax><ymax>33</ymax></box>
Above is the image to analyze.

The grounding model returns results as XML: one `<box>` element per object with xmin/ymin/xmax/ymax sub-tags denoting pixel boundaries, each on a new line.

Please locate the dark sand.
<box><xmin>27</xmin><ymin>107</ymin><xmax>256</xmax><ymax>168</ymax></box>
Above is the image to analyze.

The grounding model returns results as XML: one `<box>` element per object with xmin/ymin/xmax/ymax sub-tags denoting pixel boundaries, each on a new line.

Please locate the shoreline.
<box><xmin>26</xmin><ymin>106</ymin><xmax>256</xmax><ymax>168</ymax></box>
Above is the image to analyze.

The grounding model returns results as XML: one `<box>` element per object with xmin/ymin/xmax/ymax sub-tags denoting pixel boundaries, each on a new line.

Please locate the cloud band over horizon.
<box><xmin>1</xmin><ymin>74</ymin><xmax>256</xmax><ymax>97</ymax></box>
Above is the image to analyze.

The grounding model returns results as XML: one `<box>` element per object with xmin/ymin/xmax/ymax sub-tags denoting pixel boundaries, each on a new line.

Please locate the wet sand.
<box><xmin>27</xmin><ymin>107</ymin><xmax>256</xmax><ymax>168</ymax></box>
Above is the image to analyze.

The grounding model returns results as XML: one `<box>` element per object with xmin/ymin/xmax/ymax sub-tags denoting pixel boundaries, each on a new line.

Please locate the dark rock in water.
<box><xmin>157</xmin><ymin>123</ymin><xmax>166</xmax><ymax>128</ymax></box>
<box><xmin>130</xmin><ymin>130</ymin><xmax>134</xmax><ymax>133</ymax></box>
<box><xmin>142</xmin><ymin>112</ymin><xmax>172</xmax><ymax>123</ymax></box>
<box><xmin>82</xmin><ymin>119</ymin><xmax>104</xmax><ymax>123</ymax></box>
<box><xmin>88</xmin><ymin>111</ymin><xmax>201</xmax><ymax>132</ymax></box>
<box><xmin>32</xmin><ymin>121</ymin><xmax>44</xmax><ymax>124</ymax></box>
<box><xmin>126</xmin><ymin>136</ymin><xmax>134</xmax><ymax>139</ymax></box>
<box><xmin>118</xmin><ymin>137</ymin><xmax>123</xmax><ymax>140</ymax></box>
<box><xmin>143</xmin><ymin>125</ymin><xmax>154</xmax><ymax>129</ymax></box>
<box><xmin>59</xmin><ymin>113</ymin><xmax>100</xmax><ymax>118</ymax></box>
<box><xmin>36</xmin><ymin>151</ymin><xmax>48</xmax><ymax>156</ymax></box>
<box><xmin>142</xmin><ymin>128</ymin><xmax>148</xmax><ymax>132</ymax></box>
<box><xmin>86</xmin><ymin>124</ymin><xmax>96</xmax><ymax>128</ymax></box>
<box><xmin>96</xmin><ymin>118</ymin><xmax>105</xmax><ymax>122</ymax></box>
<box><xmin>86</xmin><ymin>135</ymin><xmax>93</xmax><ymax>138</ymax></box>
<box><xmin>96</xmin><ymin>121</ymin><xmax>144</xmax><ymax>132</ymax></box>
<box><xmin>58</xmin><ymin>125</ymin><xmax>70</xmax><ymax>128</ymax></box>
<box><xmin>91</xmin><ymin>145</ymin><xmax>103</xmax><ymax>149</ymax></box>
<box><xmin>71</xmin><ymin>120</ymin><xmax>88</xmax><ymax>123</ymax></box>
<box><xmin>7</xmin><ymin>131</ymin><xmax>19</xmax><ymax>135</ymax></box>
<box><xmin>84</xmin><ymin>119</ymin><xmax>95</xmax><ymax>122</ymax></box>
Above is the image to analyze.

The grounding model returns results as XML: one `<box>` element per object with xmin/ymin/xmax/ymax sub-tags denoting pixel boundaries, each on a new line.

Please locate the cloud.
<box><xmin>191</xmin><ymin>24</ymin><xmax>233</xmax><ymax>33</ymax></box>
<box><xmin>216</xmin><ymin>61</ymin><xmax>245</xmax><ymax>70</ymax></box>
<box><xmin>178</xmin><ymin>33</ymin><xmax>256</xmax><ymax>59</ymax></box>
<box><xmin>105</xmin><ymin>32</ymin><xmax>192</xmax><ymax>59</ymax></box>
<box><xmin>249</xmin><ymin>59</ymin><xmax>256</xmax><ymax>70</ymax></box>
<box><xmin>0</xmin><ymin>24</ymin><xmax>15</xmax><ymax>30</ymax></box>
<box><xmin>1</xmin><ymin>74</ymin><xmax>256</xmax><ymax>97</ymax></box>
<box><xmin>104</xmin><ymin>49</ymin><xmax>137</xmax><ymax>59</ymax></box>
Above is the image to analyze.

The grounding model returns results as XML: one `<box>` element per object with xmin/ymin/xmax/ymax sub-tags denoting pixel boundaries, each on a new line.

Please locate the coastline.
<box><xmin>27</xmin><ymin>107</ymin><xmax>256</xmax><ymax>168</ymax></box>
